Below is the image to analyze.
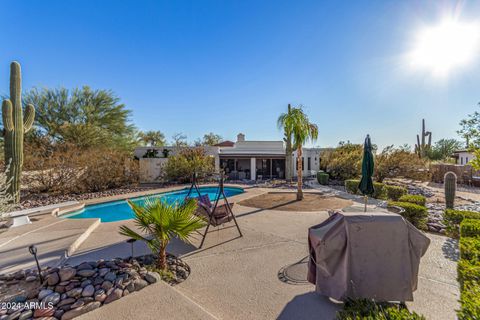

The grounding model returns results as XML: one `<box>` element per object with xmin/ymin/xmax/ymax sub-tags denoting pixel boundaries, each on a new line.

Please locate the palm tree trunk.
<box><xmin>157</xmin><ymin>244</ymin><xmax>167</xmax><ymax>271</ymax></box>
<box><xmin>297</xmin><ymin>146</ymin><xmax>303</xmax><ymax>200</ymax></box>
<box><xmin>285</xmin><ymin>141</ymin><xmax>292</xmax><ymax>182</ymax></box>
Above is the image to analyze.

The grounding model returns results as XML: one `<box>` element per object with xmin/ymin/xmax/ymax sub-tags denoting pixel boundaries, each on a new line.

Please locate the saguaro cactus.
<box><xmin>415</xmin><ymin>119</ymin><xmax>432</xmax><ymax>158</ymax></box>
<box><xmin>444</xmin><ymin>171</ymin><xmax>457</xmax><ymax>209</ymax></box>
<box><xmin>1</xmin><ymin>62</ymin><xmax>35</xmax><ymax>203</ymax></box>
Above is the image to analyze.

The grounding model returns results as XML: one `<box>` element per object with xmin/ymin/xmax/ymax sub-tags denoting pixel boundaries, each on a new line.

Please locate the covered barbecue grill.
<box><xmin>307</xmin><ymin>211</ymin><xmax>430</xmax><ymax>302</ymax></box>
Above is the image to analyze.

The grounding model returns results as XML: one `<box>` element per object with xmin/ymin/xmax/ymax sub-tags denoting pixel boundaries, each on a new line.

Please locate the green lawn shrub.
<box><xmin>460</xmin><ymin>237</ymin><xmax>480</xmax><ymax>262</ymax></box>
<box><xmin>397</xmin><ymin>194</ymin><xmax>426</xmax><ymax>207</ymax></box>
<box><xmin>458</xmin><ymin>281</ymin><xmax>480</xmax><ymax>320</ymax></box>
<box><xmin>336</xmin><ymin>299</ymin><xmax>425</xmax><ymax>320</ymax></box>
<box><xmin>458</xmin><ymin>259</ymin><xmax>480</xmax><ymax>290</ymax></box>
<box><xmin>384</xmin><ymin>185</ymin><xmax>407</xmax><ymax>201</ymax></box>
<box><xmin>460</xmin><ymin>219</ymin><xmax>480</xmax><ymax>238</ymax></box>
<box><xmin>443</xmin><ymin>209</ymin><xmax>480</xmax><ymax>238</ymax></box>
<box><xmin>345</xmin><ymin>179</ymin><xmax>360</xmax><ymax>194</ymax></box>
<box><xmin>344</xmin><ymin>179</ymin><xmax>386</xmax><ymax>199</ymax></box>
<box><xmin>388</xmin><ymin>201</ymin><xmax>428</xmax><ymax>230</ymax></box>
<box><xmin>317</xmin><ymin>172</ymin><xmax>329</xmax><ymax>185</ymax></box>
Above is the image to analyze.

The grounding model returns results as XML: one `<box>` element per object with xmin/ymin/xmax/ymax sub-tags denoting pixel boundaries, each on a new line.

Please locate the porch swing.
<box><xmin>185</xmin><ymin>172</ymin><xmax>243</xmax><ymax>248</ymax></box>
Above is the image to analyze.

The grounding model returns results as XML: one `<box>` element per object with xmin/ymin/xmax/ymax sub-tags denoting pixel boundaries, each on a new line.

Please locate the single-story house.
<box><xmin>134</xmin><ymin>133</ymin><xmax>330</xmax><ymax>181</ymax></box>
<box><xmin>452</xmin><ymin>150</ymin><xmax>475</xmax><ymax>165</ymax></box>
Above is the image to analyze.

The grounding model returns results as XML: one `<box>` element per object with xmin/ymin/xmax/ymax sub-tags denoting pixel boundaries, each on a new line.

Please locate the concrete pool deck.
<box><xmin>1</xmin><ymin>185</ymin><xmax>460</xmax><ymax>319</ymax></box>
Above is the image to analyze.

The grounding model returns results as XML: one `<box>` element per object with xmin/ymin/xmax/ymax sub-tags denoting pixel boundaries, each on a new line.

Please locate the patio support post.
<box><xmin>250</xmin><ymin>157</ymin><xmax>256</xmax><ymax>181</ymax></box>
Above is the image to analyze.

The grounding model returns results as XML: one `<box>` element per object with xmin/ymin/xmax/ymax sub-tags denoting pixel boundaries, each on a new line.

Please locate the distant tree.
<box><xmin>138</xmin><ymin>130</ymin><xmax>166</xmax><ymax>146</ymax></box>
<box><xmin>171</xmin><ymin>133</ymin><xmax>188</xmax><ymax>148</ymax></box>
<box><xmin>375</xmin><ymin>146</ymin><xmax>430</xmax><ymax>182</ymax></box>
<box><xmin>427</xmin><ymin>139</ymin><xmax>463</xmax><ymax>161</ymax></box>
<box><xmin>277</xmin><ymin>106</ymin><xmax>318</xmax><ymax>200</ymax></box>
<box><xmin>201</xmin><ymin>132</ymin><xmax>223</xmax><ymax>146</ymax></box>
<box><xmin>22</xmin><ymin>86</ymin><xmax>136</xmax><ymax>150</ymax></box>
<box><xmin>458</xmin><ymin>103</ymin><xmax>480</xmax><ymax>147</ymax></box>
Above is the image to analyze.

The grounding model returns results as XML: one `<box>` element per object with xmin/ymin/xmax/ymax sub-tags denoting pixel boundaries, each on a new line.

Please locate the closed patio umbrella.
<box><xmin>358</xmin><ymin>134</ymin><xmax>375</xmax><ymax>212</ymax></box>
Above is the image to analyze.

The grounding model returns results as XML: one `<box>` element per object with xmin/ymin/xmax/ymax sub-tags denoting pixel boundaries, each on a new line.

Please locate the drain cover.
<box><xmin>278</xmin><ymin>256</ymin><xmax>310</xmax><ymax>285</ymax></box>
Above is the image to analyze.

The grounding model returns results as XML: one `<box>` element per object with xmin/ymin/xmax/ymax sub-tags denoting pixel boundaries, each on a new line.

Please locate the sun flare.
<box><xmin>408</xmin><ymin>17</ymin><xmax>480</xmax><ymax>77</ymax></box>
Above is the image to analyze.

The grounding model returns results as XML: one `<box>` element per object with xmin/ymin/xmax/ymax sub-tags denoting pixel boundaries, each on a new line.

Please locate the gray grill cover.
<box><xmin>307</xmin><ymin>211</ymin><xmax>430</xmax><ymax>301</ymax></box>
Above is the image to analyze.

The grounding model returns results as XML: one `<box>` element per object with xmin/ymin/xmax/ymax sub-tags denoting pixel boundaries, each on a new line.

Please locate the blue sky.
<box><xmin>1</xmin><ymin>0</ymin><xmax>480</xmax><ymax>148</ymax></box>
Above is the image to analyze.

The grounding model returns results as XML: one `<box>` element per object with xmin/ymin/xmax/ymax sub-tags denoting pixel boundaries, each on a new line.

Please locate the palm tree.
<box><xmin>277</xmin><ymin>106</ymin><xmax>318</xmax><ymax>200</ymax></box>
<box><xmin>138</xmin><ymin>130</ymin><xmax>166</xmax><ymax>146</ymax></box>
<box><xmin>119</xmin><ymin>198</ymin><xmax>206</xmax><ymax>271</ymax></box>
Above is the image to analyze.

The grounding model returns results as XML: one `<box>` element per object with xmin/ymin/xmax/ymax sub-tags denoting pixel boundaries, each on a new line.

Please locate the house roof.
<box><xmin>214</xmin><ymin>140</ymin><xmax>235</xmax><ymax>147</ymax></box>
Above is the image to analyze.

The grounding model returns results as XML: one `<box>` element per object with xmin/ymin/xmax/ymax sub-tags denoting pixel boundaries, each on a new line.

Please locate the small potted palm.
<box><xmin>119</xmin><ymin>198</ymin><xmax>205</xmax><ymax>271</ymax></box>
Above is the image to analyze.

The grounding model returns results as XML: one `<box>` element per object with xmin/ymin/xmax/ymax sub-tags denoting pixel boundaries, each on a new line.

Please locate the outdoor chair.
<box><xmin>185</xmin><ymin>172</ymin><xmax>243</xmax><ymax>248</ymax></box>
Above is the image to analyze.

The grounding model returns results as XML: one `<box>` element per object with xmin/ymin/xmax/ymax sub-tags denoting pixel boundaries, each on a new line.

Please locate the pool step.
<box><xmin>0</xmin><ymin>217</ymin><xmax>100</xmax><ymax>274</ymax></box>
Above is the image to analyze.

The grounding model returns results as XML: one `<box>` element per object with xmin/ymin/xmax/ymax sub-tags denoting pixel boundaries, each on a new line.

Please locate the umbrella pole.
<box><xmin>364</xmin><ymin>195</ymin><xmax>367</xmax><ymax>212</ymax></box>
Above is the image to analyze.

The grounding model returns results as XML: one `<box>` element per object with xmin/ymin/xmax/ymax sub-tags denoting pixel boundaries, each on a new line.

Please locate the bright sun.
<box><xmin>408</xmin><ymin>17</ymin><xmax>480</xmax><ymax>78</ymax></box>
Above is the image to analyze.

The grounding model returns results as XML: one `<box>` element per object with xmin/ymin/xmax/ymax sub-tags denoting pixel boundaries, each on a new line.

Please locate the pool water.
<box><xmin>64</xmin><ymin>186</ymin><xmax>244</xmax><ymax>222</ymax></box>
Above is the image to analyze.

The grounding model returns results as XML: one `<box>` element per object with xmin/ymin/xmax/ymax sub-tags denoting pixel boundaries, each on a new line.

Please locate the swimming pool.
<box><xmin>64</xmin><ymin>186</ymin><xmax>244</xmax><ymax>222</ymax></box>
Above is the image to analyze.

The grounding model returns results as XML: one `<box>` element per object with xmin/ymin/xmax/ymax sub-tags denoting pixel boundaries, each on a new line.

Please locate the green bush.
<box><xmin>317</xmin><ymin>172</ymin><xmax>329</xmax><ymax>185</ymax></box>
<box><xmin>458</xmin><ymin>281</ymin><xmax>480</xmax><ymax>320</ymax></box>
<box><xmin>461</xmin><ymin>219</ymin><xmax>480</xmax><ymax>238</ymax></box>
<box><xmin>345</xmin><ymin>179</ymin><xmax>360</xmax><ymax>194</ymax></box>
<box><xmin>388</xmin><ymin>201</ymin><xmax>428</xmax><ymax>230</ymax></box>
<box><xmin>372</xmin><ymin>182</ymin><xmax>386</xmax><ymax>199</ymax></box>
<box><xmin>444</xmin><ymin>209</ymin><xmax>480</xmax><ymax>238</ymax></box>
<box><xmin>385</xmin><ymin>185</ymin><xmax>407</xmax><ymax>201</ymax></box>
<box><xmin>398</xmin><ymin>194</ymin><xmax>426</xmax><ymax>207</ymax></box>
<box><xmin>345</xmin><ymin>180</ymin><xmax>386</xmax><ymax>199</ymax></box>
<box><xmin>336</xmin><ymin>299</ymin><xmax>425</xmax><ymax>320</ymax></box>
<box><xmin>458</xmin><ymin>259</ymin><xmax>480</xmax><ymax>290</ymax></box>
<box><xmin>460</xmin><ymin>237</ymin><xmax>480</xmax><ymax>262</ymax></box>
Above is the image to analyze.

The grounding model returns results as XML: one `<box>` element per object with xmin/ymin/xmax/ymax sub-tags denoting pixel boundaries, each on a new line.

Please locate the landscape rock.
<box><xmin>144</xmin><ymin>271</ymin><xmax>161</xmax><ymax>284</ymax></box>
<box><xmin>104</xmin><ymin>288</ymin><xmax>123</xmax><ymax>304</ymax></box>
<box><xmin>61</xmin><ymin>301</ymin><xmax>101</xmax><ymax>320</ymax></box>
<box><xmin>82</xmin><ymin>285</ymin><xmax>95</xmax><ymax>297</ymax></box>
<box><xmin>77</xmin><ymin>269</ymin><xmax>96</xmax><ymax>278</ymax></box>
<box><xmin>59</xmin><ymin>267</ymin><xmax>76</xmax><ymax>282</ymax></box>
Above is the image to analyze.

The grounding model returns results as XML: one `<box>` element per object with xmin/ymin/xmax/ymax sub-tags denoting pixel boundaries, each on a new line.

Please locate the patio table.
<box><xmin>307</xmin><ymin>211</ymin><xmax>430</xmax><ymax>302</ymax></box>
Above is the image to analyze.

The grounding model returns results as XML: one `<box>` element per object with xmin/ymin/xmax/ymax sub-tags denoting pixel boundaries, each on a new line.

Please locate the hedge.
<box><xmin>336</xmin><ymin>299</ymin><xmax>425</xmax><ymax>320</ymax></box>
<box><xmin>458</xmin><ymin>281</ymin><xmax>480</xmax><ymax>320</ymax></box>
<box><xmin>384</xmin><ymin>185</ymin><xmax>407</xmax><ymax>201</ymax></box>
<box><xmin>388</xmin><ymin>201</ymin><xmax>428</xmax><ymax>230</ymax></box>
<box><xmin>344</xmin><ymin>180</ymin><xmax>386</xmax><ymax>199</ymax></box>
<box><xmin>460</xmin><ymin>219</ymin><xmax>480</xmax><ymax>238</ymax></box>
<box><xmin>458</xmin><ymin>259</ymin><xmax>480</xmax><ymax>289</ymax></box>
<box><xmin>460</xmin><ymin>237</ymin><xmax>480</xmax><ymax>262</ymax></box>
<box><xmin>443</xmin><ymin>209</ymin><xmax>480</xmax><ymax>238</ymax></box>
<box><xmin>317</xmin><ymin>172</ymin><xmax>329</xmax><ymax>185</ymax></box>
<box><xmin>398</xmin><ymin>194</ymin><xmax>426</xmax><ymax>207</ymax></box>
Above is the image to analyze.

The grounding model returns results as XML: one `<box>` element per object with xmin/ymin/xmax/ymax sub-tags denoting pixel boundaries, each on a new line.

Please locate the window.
<box><xmin>466</xmin><ymin>157</ymin><xmax>469</xmax><ymax>163</ymax></box>
<box><xmin>307</xmin><ymin>157</ymin><xmax>311</xmax><ymax>170</ymax></box>
<box><xmin>302</xmin><ymin>157</ymin><xmax>304</xmax><ymax>171</ymax></box>
<box><xmin>461</xmin><ymin>157</ymin><xmax>464</xmax><ymax>165</ymax></box>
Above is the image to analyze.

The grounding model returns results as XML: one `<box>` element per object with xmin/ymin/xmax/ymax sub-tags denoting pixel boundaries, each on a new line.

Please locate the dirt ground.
<box><xmin>238</xmin><ymin>192</ymin><xmax>353</xmax><ymax>211</ymax></box>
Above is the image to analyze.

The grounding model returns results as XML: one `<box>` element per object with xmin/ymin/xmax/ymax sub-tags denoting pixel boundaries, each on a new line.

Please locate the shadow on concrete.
<box><xmin>276</xmin><ymin>292</ymin><xmax>340</xmax><ymax>320</ymax></box>
<box><xmin>441</xmin><ymin>237</ymin><xmax>459</xmax><ymax>262</ymax></box>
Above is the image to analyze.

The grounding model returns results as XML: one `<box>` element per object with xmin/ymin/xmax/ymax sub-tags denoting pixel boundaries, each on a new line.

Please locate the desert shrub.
<box><xmin>345</xmin><ymin>179</ymin><xmax>360</xmax><ymax>194</ymax></box>
<box><xmin>163</xmin><ymin>147</ymin><xmax>215</xmax><ymax>183</ymax></box>
<box><xmin>398</xmin><ymin>194</ymin><xmax>426</xmax><ymax>207</ymax></box>
<box><xmin>388</xmin><ymin>201</ymin><xmax>428</xmax><ymax>230</ymax></box>
<box><xmin>76</xmin><ymin>148</ymin><xmax>139</xmax><ymax>193</ymax></box>
<box><xmin>24</xmin><ymin>143</ymin><xmax>138</xmax><ymax>194</ymax></box>
<box><xmin>460</xmin><ymin>237</ymin><xmax>480</xmax><ymax>262</ymax></box>
<box><xmin>458</xmin><ymin>281</ymin><xmax>480</xmax><ymax>320</ymax></box>
<box><xmin>322</xmin><ymin>143</ymin><xmax>362</xmax><ymax>181</ymax></box>
<box><xmin>444</xmin><ymin>209</ymin><xmax>480</xmax><ymax>238</ymax></box>
<box><xmin>375</xmin><ymin>146</ymin><xmax>430</xmax><ymax>182</ymax></box>
<box><xmin>460</xmin><ymin>219</ymin><xmax>480</xmax><ymax>238</ymax></box>
<box><xmin>336</xmin><ymin>299</ymin><xmax>425</xmax><ymax>320</ymax></box>
<box><xmin>0</xmin><ymin>165</ymin><xmax>14</xmax><ymax>216</ymax></box>
<box><xmin>317</xmin><ymin>172</ymin><xmax>329</xmax><ymax>185</ymax></box>
<box><xmin>385</xmin><ymin>185</ymin><xmax>407</xmax><ymax>201</ymax></box>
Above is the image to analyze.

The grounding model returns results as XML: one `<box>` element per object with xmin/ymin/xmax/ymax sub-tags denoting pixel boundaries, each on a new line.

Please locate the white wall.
<box><xmin>292</xmin><ymin>148</ymin><xmax>322</xmax><ymax>177</ymax></box>
<box><xmin>457</xmin><ymin>152</ymin><xmax>475</xmax><ymax>165</ymax></box>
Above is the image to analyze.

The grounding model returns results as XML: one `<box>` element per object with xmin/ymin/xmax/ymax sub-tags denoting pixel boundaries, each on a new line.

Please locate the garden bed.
<box><xmin>0</xmin><ymin>254</ymin><xmax>190</xmax><ymax>320</ymax></box>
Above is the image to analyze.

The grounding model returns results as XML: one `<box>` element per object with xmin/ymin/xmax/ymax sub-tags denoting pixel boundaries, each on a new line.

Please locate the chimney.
<box><xmin>237</xmin><ymin>133</ymin><xmax>245</xmax><ymax>142</ymax></box>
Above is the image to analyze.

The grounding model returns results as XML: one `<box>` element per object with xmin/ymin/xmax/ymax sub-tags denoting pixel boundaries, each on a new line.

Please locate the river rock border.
<box><xmin>0</xmin><ymin>254</ymin><xmax>190</xmax><ymax>320</ymax></box>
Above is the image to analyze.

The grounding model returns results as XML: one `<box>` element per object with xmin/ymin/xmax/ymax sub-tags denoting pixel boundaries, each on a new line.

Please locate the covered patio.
<box><xmin>220</xmin><ymin>156</ymin><xmax>286</xmax><ymax>180</ymax></box>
